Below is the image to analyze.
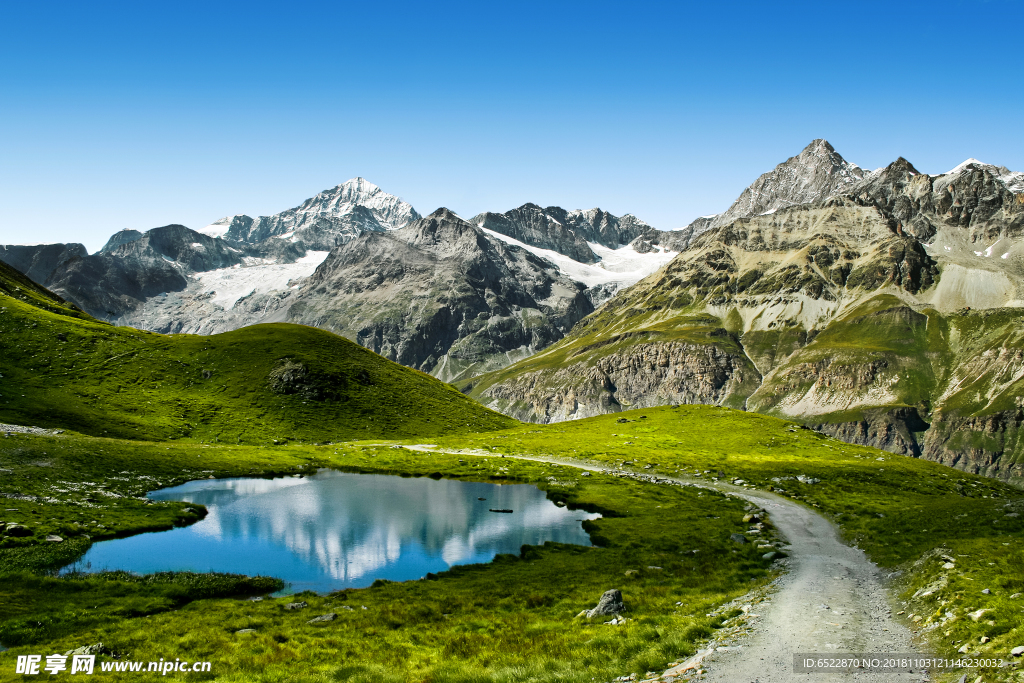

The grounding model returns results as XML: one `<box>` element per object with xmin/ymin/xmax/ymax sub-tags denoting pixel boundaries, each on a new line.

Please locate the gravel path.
<box><xmin>403</xmin><ymin>446</ymin><xmax>928</xmax><ymax>682</ymax></box>
<box><xmin>683</xmin><ymin>486</ymin><xmax>926</xmax><ymax>682</ymax></box>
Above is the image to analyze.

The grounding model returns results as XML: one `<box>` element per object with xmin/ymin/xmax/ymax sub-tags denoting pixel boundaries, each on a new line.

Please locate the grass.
<box><xmin>3</xmin><ymin>407</ymin><xmax>1024</xmax><ymax>680</ymax></box>
<box><xmin>0</xmin><ymin>432</ymin><xmax>776</xmax><ymax>682</ymax></box>
<box><xmin>3</xmin><ymin>260</ymin><xmax>1024</xmax><ymax>680</ymax></box>
<box><xmin>0</xmin><ymin>262</ymin><xmax>515</xmax><ymax>444</ymax></box>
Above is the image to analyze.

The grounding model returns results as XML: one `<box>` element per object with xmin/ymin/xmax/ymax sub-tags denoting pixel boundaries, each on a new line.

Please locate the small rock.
<box><xmin>733</xmin><ymin>480</ymin><xmax>745</xmax><ymax>485</ymax></box>
<box><xmin>64</xmin><ymin>643</ymin><xmax>107</xmax><ymax>657</ymax></box>
<box><xmin>969</xmin><ymin>609</ymin><xmax>990</xmax><ymax>621</ymax></box>
<box><xmin>3</xmin><ymin>523</ymin><xmax>31</xmax><ymax>537</ymax></box>
<box><xmin>248</xmin><ymin>597</ymin><xmax>263</xmax><ymax>602</ymax></box>
<box><xmin>585</xmin><ymin>589</ymin><xmax>625</xmax><ymax>618</ymax></box>
<box><xmin>284</xmin><ymin>601</ymin><xmax>308</xmax><ymax>610</ymax></box>
<box><xmin>624</xmin><ymin>569</ymin><xmax>638</xmax><ymax>577</ymax></box>
<box><xmin>236</xmin><ymin>629</ymin><xmax>256</xmax><ymax>634</ymax></box>
<box><xmin>762</xmin><ymin>551</ymin><xmax>778</xmax><ymax>561</ymax></box>
<box><xmin>307</xmin><ymin>613</ymin><xmax>336</xmax><ymax>624</ymax></box>
<box><xmin>581</xmin><ymin>472</ymin><xmax>591</xmax><ymax>477</ymax></box>
<box><xmin>1012</xmin><ymin>646</ymin><xmax>1024</xmax><ymax>657</ymax></box>
<box><xmin>943</xmin><ymin>562</ymin><xmax>955</xmax><ymax>570</ymax></box>
<box><xmin>730</xmin><ymin>533</ymin><xmax>748</xmax><ymax>544</ymax></box>
<box><xmin>45</xmin><ymin>535</ymin><xmax>63</xmax><ymax>542</ymax></box>
<box><xmin>980</xmin><ymin>636</ymin><xmax>990</xmax><ymax>644</ymax></box>
<box><xmin>958</xmin><ymin>644</ymin><xmax>971</xmax><ymax>654</ymax></box>
<box><xmin>1011</xmin><ymin>593</ymin><xmax>1022</xmax><ymax>599</ymax></box>
<box><xmin>982</xmin><ymin>588</ymin><xmax>991</xmax><ymax>594</ymax></box>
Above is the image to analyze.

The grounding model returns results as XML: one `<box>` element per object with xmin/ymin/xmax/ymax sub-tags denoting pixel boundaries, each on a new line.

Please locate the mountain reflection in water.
<box><xmin>62</xmin><ymin>470</ymin><xmax>601</xmax><ymax>594</ymax></box>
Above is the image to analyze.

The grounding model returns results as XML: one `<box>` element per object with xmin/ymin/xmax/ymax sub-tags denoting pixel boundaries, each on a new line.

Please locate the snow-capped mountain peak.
<box><xmin>218</xmin><ymin>179</ymin><xmax>422</xmax><ymax>249</ymax></box>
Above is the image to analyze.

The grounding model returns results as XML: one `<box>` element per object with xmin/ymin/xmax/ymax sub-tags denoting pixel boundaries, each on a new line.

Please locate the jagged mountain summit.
<box><xmin>708</xmin><ymin>139</ymin><xmax>867</xmax><ymax>230</ymax></box>
<box><xmin>461</xmin><ymin>143</ymin><xmax>1024</xmax><ymax>483</ymax></box>
<box><xmin>203</xmin><ymin>177</ymin><xmax>422</xmax><ymax>250</ymax></box>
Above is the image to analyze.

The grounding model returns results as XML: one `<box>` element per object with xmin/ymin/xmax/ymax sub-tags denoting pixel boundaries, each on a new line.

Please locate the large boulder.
<box><xmin>585</xmin><ymin>589</ymin><xmax>625</xmax><ymax>618</ymax></box>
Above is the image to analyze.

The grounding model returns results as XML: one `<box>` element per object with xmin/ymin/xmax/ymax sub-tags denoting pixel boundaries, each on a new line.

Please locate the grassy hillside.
<box><xmin>2</xmin><ymin>408</ymin><xmax>1024</xmax><ymax>681</ymax></box>
<box><xmin>0</xmin><ymin>261</ymin><xmax>515</xmax><ymax>443</ymax></box>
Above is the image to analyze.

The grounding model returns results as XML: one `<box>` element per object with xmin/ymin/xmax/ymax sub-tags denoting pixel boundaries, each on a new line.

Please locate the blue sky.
<box><xmin>1</xmin><ymin>0</ymin><xmax>1021</xmax><ymax>252</ymax></box>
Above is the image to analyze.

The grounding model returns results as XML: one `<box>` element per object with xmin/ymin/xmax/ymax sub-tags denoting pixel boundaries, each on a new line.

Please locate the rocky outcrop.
<box><xmin>584</xmin><ymin>589</ymin><xmax>625</xmax><ymax>617</ymax></box>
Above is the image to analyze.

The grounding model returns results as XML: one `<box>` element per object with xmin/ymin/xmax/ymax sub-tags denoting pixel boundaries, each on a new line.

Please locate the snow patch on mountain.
<box><xmin>194</xmin><ymin>250</ymin><xmax>329</xmax><ymax>309</ymax></box>
<box><xmin>480</xmin><ymin>227</ymin><xmax>676</xmax><ymax>289</ymax></box>
<box><xmin>199</xmin><ymin>217</ymin><xmax>234</xmax><ymax>239</ymax></box>
<box><xmin>938</xmin><ymin>159</ymin><xmax>1024</xmax><ymax>193</ymax></box>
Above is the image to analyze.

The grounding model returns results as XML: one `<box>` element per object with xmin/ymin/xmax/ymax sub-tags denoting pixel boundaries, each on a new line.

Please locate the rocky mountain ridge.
<box><xmin>461</xmin><ymin>143</ymin><xmax>1024</xmax><ymax>483</ymax></box>
<box><xmin>1</xmin><ymin>182</ymin><xmax>679</xmax><ymax>381</ymax></box>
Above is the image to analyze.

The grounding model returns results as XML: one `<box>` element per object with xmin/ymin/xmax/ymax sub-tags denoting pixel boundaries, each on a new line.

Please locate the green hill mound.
<box><xmin>0</xmin><ymin>262</ymin><xmax>516</xmax><ymax>442</ymax></box>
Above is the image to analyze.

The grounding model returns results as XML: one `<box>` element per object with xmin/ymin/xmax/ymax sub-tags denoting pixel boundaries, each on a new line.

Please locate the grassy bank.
<box><xmin>428</xmin><ymin>404</ymin><xmax>1024</xmax><ymax>680</ymax></box>
<box><xmin>0</xmin><ymin>431</ymin><xmax>778</xmax><ymax>682</ymax></box>
<box><xmin>3</xmin><ymin>406</ymin><xmax>1024</xmax><ymax>681</ymax></box>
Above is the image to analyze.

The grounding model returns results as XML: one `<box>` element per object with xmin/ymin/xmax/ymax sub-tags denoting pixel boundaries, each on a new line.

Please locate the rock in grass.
<box><xmin>64</xmin><ymin>643</ymin><xmax>108</xmax><ymax>656</ymax></box>
<box><xmin>284</xmin><ymin>601</ymin><xmax>308</xmax><ymax>610</ymax></box>
<box><xmin>45</xmin><ymin>534</ymin><xmax>63</xmax><ymax>542</ymax></box>
<box><xmin>762</xmin><ymin>551</ymin><xmax>778</xmax><ymax>560</ymax></box>
<box><xmin>308</xmin><ymin>613</ymin><xmax>337</xmax><ymax>624</ymax></box>
<box><xmin>236</xmin><ymin>629</ymin><xmax>256</xmax><ymax>634</ymax></box>
<box><xmin>1012</xmin><ymin>646</ymin><xmax>1024</xmax><ymax>656</ymax></box>
<box><xmin>730</xmin><ymin>533</ymin><xmax>748</xmax><ymax>544</ymax></box>
<box><xmin>585</xmin><ymin>589</ymin><xmax>625</xmax><ymax>618</ymax></box>
<box><xmin>4</xmin><ymin>523</ymin><xmax>31</xmax><ymax>537</ymax></box>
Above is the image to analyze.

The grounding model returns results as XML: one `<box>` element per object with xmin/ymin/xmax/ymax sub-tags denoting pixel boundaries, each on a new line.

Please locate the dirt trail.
<box><xmin>403</xmin><ymin>446</ymin><xmax>927</xmax><ymax>682</ymax></box>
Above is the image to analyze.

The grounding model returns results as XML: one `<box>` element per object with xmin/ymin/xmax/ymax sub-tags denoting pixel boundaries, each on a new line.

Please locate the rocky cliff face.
<box><xmin>475</xmin><ymin>338</ymin><xmax>760</xmax><ymax>422</ymax></box>
<box><xmin>0</xmin><ymin>243</ymin><xmax>88</xmax><ymax>286</ymax></box>
<box><xmin>463</xmin><ymin>142</ymin><xmax>1024</xmax><ymax>483</ymax></box>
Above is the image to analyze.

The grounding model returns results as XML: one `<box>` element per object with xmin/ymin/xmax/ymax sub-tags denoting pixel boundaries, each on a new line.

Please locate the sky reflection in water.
<box><xmin>63</xmin><ymin>470</ymin><xmax>601</xmax><ymax>594</ymax></box>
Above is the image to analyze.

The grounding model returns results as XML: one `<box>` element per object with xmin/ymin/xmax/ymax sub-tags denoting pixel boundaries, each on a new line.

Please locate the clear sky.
<box><xmin>1</xmin><ymin>0</ymin><xmax>1021</xmax><ymax>252</ymax></box>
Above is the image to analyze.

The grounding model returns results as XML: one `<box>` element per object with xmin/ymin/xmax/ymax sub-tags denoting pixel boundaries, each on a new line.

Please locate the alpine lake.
<box><xmin>60</xmin><ymin>470</ymin><xmax>601</xmax><ymax>594</ymax></box>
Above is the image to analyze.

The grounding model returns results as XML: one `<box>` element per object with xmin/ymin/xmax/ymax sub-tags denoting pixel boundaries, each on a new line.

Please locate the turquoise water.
<box><xmin>61</xmin><ymin>470</ymin><xmax>600</xmax><ymax>594</ymax></box>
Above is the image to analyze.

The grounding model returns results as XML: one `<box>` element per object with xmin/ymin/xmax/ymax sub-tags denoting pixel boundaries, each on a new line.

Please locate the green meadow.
<box><xmin>3</xmin><ymin>260</ymin><xmax>1024</xmax><ymax>681</ymax></box>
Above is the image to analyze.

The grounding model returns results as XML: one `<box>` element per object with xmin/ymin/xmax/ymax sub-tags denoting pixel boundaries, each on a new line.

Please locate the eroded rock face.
<box><xmin>811</xmin><ymin>408</ymin><xmax>931</xmax><ymax>457</ymax></box>
<box><xmin>481</xmin><ymin>340</ymin><xmax>759</xmax><ymax>423</ymax></box>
